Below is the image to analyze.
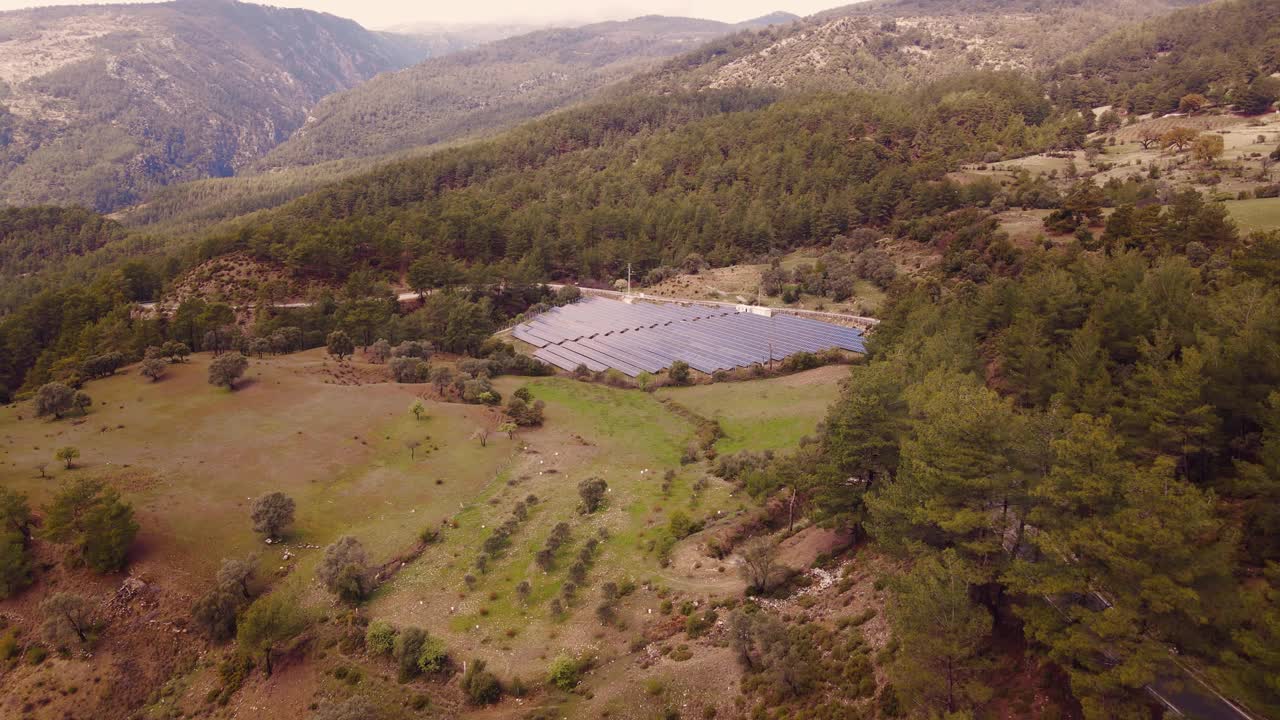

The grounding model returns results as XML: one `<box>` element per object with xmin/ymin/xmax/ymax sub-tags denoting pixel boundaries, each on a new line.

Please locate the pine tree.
<box><xmin>888</xmin><ymin>549</ymin><xmax>992</xmax><ymax>715</ymax></box>
<box><xmin>998</xmin><ymin>313</ymin><xmax>1055</xmax><ymax>407</ymax></box>
<box><xmin>1119</xmin><ymin>344</ymin><xmax>1218</xmax><ymax>477</ymax></box>
<box><xmin>813</xmin><ymin>361</ymin><xmax>906</xmax><ymax>533</ymax></box>
<box><xmin>866</xmin><ymin>370</ymin><xmax>1028</xmax><ymax>578</ymax></box>
<box><xmin>1008</xmin><ymin>414</ymin><xmax>1232</xmax><ymax>718</ymax></box>
<box><xmin>1052</xmin><ymin>319</ymin><xmax>1117</xmax><ymax>417</ymax></box>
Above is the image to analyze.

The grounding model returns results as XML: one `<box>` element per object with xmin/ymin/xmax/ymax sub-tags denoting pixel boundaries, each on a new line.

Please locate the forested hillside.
<box><xmin>258</xmin><ymin>16</ymin><xmax>758</xmax><ymax>170</ymax></box>
<box><xmin>639</xmin><ymin>0</ymin><xmax>1201</xmax><ymax>95</ymax></box>
<box><xmin>1050</xmin><ymin>0</ymin><xmax>1280</xmax><ymax>114</ymax></box>
<box><xmin>119</xmin><ymin>0</ymin><xmax>1195</xmax><ymax>234</ymax></box>
<box><xmin>781</xmin><ymin>207</ymin><xmax>1280</xmax><ymax>718</ymax></box>
<box><xmin>0</xmin><ymin>0</ymin><xmax>426</xmax><ymax>211</ymax></box>
<box><xmin>219</xmin><ymin>73</ymin><xmax>1077</xmax><ymax>283</ymax></box>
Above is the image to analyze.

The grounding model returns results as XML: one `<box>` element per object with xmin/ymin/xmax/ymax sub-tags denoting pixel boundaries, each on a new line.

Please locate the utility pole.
<box><xmin>627</xmin><ymin>263</ymin><xmax>632</xmax><ymax>296</ymax></box>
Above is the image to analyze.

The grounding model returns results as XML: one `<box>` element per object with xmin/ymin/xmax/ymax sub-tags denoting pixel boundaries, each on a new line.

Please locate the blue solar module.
<box><xmin>514</xmin><ymin>297</ymin><xmax>866</xmax><ymax>377</ymax></box>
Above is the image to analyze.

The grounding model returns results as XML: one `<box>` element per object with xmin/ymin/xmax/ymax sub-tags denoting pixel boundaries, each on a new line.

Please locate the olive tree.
<box><xmin>55</xmin><ymin>446</ymin><xmax>80</xmax><ymax>469</ymax></box>
<box><xmin>34</xmin><ymin>382</ymin><xmax>75</xmax><ymax>419</ymax></box>
<box><xmin>316</xmin><ymin>536</ymin><xmax>374</xmax><ymax>603</ymax></box>
<box><xmin>578</xmin><ymin>477</ymin><xmax>608</xmax><ymax>514</ymax></box>
<box><xmin>236</xmin><ymin>591</ymin><xmax>310</xmax><ymax>675</ymax></box>
<box><xmin>217</xmin><ymin>555</ymin><xmax>257</xmax><ymax>599</ymax></box>
<box><xmin>41</xmin><ymin>592</ymin><xmax>95</xmax><ymax>646</ymax></box>
<box><xmin>390</xmin><ymin>357</ymin><xmax>427</xmax><ymax>383</ymax></box>
<box><xmin>326</xmin><ymin>330</ymin><xmax>355</xmax><ymax>360</ymax></box>
<box><xmin>72</xmin><ymin>391</ymin><xmax>92</xmax><ymax>416</ymax></box>
<box><xmin>738</xmin><ymin>537</ymin><xmax>779</xmax><ymax>594</ymax></box>
<box><xmin>192</xmin><ymin>584</ymin><xmax>242</xmax><ymax>641</ymax></box>
<box><xmin>192</xmin><ymin>555</ymin><xmax>258</xmax><ymax>641</ymax></box>
<box><xmin>367</xmin><ymin>338</ymin><xmax>392</xmax><ymax>364</ymax></box>
<box><xmin>250</xmin><ymin>492</ymin><xmax>295</xmax><ymax>541</ymax></box>
<box><xmin>208</xmin><ymin>352</ymin><xmax>248</xmax><ymax>390</ymax></box>
<box><xmin>140</xmin><ymin>357</ymin><xmax>167</xmax><ymax>382</ymax></box>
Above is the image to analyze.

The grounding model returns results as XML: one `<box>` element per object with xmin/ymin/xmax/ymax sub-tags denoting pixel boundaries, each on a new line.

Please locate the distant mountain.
<box><xmin>736</xmin><ymin>11</ymin><xmax>801</xmax><ymax>27</ymax></box>
<box><xmin>0</xmin><ymin>0</ymin><xmax>426</xmax><ymax>211</ymax></box>
<box><xmin>379</xmin><ymin>20</ymin><xmax>553</xmax><ymax>48</ymax></box>
<box><xmin>258</xmin><ymin>15</ymin><xmax>741</xmax><ymax>169</ymax></box>
<box><xmin>819</xmin><ymin>0</ymin><xmax>1207</xmax><ymax>16</ymax></box>
<box><xmin>641</xmin><ymin>0</ymin><xmax>1204</xmax><ymax>95</ymax></box>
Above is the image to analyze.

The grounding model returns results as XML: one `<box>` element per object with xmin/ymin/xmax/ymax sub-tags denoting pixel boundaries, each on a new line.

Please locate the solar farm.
<box><xmin>512</xmin><ymin>296</ymin><xmax>867</xmax><ymax>377</ymax></box>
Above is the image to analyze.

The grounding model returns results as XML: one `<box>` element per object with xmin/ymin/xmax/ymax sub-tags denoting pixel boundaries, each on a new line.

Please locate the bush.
<box><xmin>506</xmin><ymin>396</ymin><xmax>545</xmax><ymax>426</ymax></box>
<box><xmin>461</xmin><ymin>658</ymin><xmax>501</xmax><ymax>704</ymax></box>
<box><xmin>26</xmin><ymin>644</ymin><xmax>47</xmax><ymax>665</ymax></box>
<box><xmin>685</xmin><ymin>609</ymin><xmax>717</xmax><ymax>638</ymax></box>
<box><xmin>389</xmin><ymin>357</ymin><xmax>428</xmax><ymax>383</ymax></box>
<box><xmin>668</xmin><ymin>361</ymin><xmax>690</xmax><ymax>385</ymax></box>
<box><xmin>416</xmin><ymin>636</ymin><xmax>449</xmax><ymax>674</ymax></box>
<box><xmin>547</xmin><ymin>653</ymin><xmax>585</xmax><ymax>691</ymax></box>
<box><xmin>668</xmin><ymin>511</ymin><xmax>700</xmax><ymax>540</ymax></box>
<box><xmin>780</xmin><ymin>352</ymin><xmax>820</xmax><ymax>373</ymax></box>
<box><xmin>393</xmin><ymin>627</ymin><xmax>427</xmax><ymax>681</ymax></box>
<box><xmin>365</xmin><ymin>621</ymin><xmax>396</xmax><ymax>656</ymax></box>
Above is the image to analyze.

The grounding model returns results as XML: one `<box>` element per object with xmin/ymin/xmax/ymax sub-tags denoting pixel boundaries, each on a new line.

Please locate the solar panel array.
<box><xmin>513</xmin><ymin>297</ymin><xmax>866</xmax><ymax>377</ymax></box>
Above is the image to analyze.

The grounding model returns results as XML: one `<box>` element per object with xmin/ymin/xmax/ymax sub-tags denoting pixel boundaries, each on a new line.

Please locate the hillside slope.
<box><xmin>1050</xmin><ymin>0</ymin><xmax>1280</xmax><ymax>114</ymax></box>
<box><xmin>258</xmin><ymin>16</ymin><xmax>758</xmax><ymax>169</ymax></box>
<box><xmin>0</xmin><ymin>0</ymin><xmax>424</xmax><ymax>211</ymax></box>
<box><xmin>641</xmin><ymin>0</ymin><xmax>1204</xmax><ymax>94</ymax></box>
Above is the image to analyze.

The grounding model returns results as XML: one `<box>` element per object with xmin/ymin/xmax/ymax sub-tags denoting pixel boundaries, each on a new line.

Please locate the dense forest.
<box><xmin>743</xmin><ymin>207</ymin><xmax>1280</xmax><ymax>716</ymax></box>
<box><xmin>1050</xmin><ymin>0</ymin><xmax>1280</xmax><ymax>114</ymax></box>
<box><xmin>207</xmin><ymin>74</ymin><xmax>1076</xmax><ymax>282</ymax></box>
<box><xmin>0</xmin><ymin>207</ymin><xmax>126</xmax><ymax>280</ymax></box>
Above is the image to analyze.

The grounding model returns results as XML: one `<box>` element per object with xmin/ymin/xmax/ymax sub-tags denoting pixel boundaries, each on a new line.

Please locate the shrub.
<box><xmin>461</xmin><ymin>658</ymin><xmax>502</xmax><ymax>704</ymax></box>
<box><xmin>26</xmin><ymin>644</ymin><xmax>48</xmax><ymax>665</ymax></box>
<box><xmin>390</xmin><ymin>357</ymin><xmax>428</xmax><ymax>383</ymax></box>
<box><xmin>416</xmin><ymin>636</ymin><xmax>449</xmax><ymax>675</ymax></box>
<box><xmin>547</xmin><ymin>653</ymin><xmax>585</xmax><ymax>691</ymax></box>
<box><xmin>365</xmin><ymin>621</ymin><xmax>396</xmax><ymax>656</ymax></box>
<box><xmin>685</xmin><ymin>609</ymin><xmax>718</xmax><ymax>638</ymax></box>
<box><xmin>668</xmin><ymin>361</ymin><xmax>690</xmax><ymax>385</ymax></box>
<box><xmin>578</xmin><ymin>477</ymin><xmax>608</xmax><ymax>514</ymax></box>
<box><xmin>393</xmin><ymin>627</ymin><xmax>427</xmax><ymax>681</ymax></box>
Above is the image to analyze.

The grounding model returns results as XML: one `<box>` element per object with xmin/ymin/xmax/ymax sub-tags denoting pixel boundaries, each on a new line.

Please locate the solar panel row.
<box><xmin>517</xmin><ymin>297</ymin><xmax>866</xmax><ymax>377</ymax></box>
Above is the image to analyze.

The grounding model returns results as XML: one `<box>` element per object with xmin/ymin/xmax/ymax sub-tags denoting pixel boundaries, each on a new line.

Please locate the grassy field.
<box><xmin>655</xmin><ymin>365</ymin><xmax>848</xmax><ymax>455</ymax></box>
<box><xmin>0</xmin><ymin>354</ymin><xmax>849</xmax><ymax>718</ymax></box>
<box><xmin>369</xmin><ymin>375</ymin><xmax>750</xmax><ymax>681</ymax></box>
<box><xmin>0</xmin><ymin>350</ymin><xmax>517</xmax><ymax>587</ymax></box>
<box><xmin>1225</xmin><ymin>197</ymin><xmax>1280</xmax><ymax>234</ymax></box>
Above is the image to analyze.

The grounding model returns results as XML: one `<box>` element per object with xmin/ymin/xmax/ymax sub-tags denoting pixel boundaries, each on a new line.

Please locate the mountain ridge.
<box><xmin>0</xmin><ymin>0</ymin><xmax>427</xmax><ymax>211</ymax></box>
<box><xmin>257</xmin><ymin>14</ymin><xmax>749</xmax><ymax>170</ymax></box>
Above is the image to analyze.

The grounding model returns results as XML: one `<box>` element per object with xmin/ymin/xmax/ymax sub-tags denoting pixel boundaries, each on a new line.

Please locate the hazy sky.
<box><xmin>0</xmin><ymin>0</ymin><xmax>851</xmax><ymax>28</ymax></box>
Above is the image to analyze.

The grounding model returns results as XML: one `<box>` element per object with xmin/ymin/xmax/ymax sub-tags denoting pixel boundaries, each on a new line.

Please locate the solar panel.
<box><xmin>514</xmin><ymin>297</ymin><xmax>866</xmax><ymax>377</ymax></box>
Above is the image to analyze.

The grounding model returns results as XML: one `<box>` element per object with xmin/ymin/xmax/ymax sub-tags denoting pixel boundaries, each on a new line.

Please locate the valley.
<box><xmin>1</xmin><ymin>0</ymin><xmax>1280</xmax><ymax>719</ymax></box>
